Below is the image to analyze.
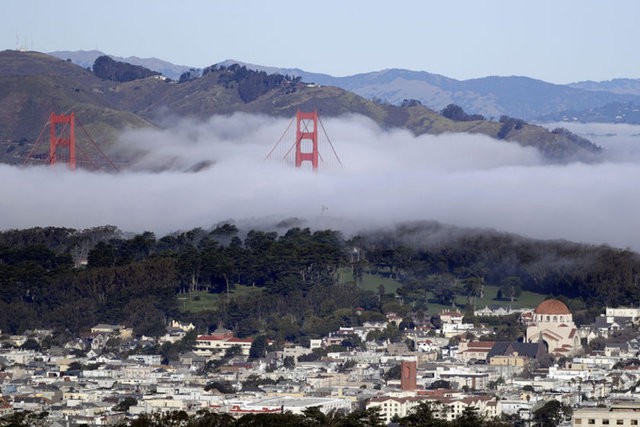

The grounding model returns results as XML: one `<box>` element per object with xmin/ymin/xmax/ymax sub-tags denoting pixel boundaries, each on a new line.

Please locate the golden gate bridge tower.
<box><xmin>266</xmin><ymin>111</ymin><xmax>342</xmax><ymax>170</ymax></box>
<box><xmin>23</xmin><ymin>112</ymin><xmax>119</xmax><ymax>172</ymax></box>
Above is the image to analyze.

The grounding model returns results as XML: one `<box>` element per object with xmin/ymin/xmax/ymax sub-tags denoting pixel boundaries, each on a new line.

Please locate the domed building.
<box><xmin>523</xmin><ymin>299</ymin><xmax>580</xmax><ymax>356</ymax></box>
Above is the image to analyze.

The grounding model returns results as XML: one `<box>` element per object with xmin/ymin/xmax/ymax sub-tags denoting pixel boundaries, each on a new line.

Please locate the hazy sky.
<box><xmin>3</xmin><ymin>0</ymin><xmax>639</xmax><ymax>83</ymax></box>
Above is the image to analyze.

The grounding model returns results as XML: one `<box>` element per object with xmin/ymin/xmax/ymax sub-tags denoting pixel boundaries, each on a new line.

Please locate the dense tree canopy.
<box><xmin>93</xmin><ymin>56</ymin><xmax>160</xmax><ymax>82</ymax></box>
<box><xmin>440</xmin><ymin>104</ymin><xmax>485</xmax><ymax>122</ymax></box>
<box><xmin>206</xmin><ymin>63</ymin><xmax>301</xmax><ymax>103</ymax></box>
<box><xmin>0</xmin><ymin>221</ymin><xmax>637</xmax><ymax>337</ymax></box>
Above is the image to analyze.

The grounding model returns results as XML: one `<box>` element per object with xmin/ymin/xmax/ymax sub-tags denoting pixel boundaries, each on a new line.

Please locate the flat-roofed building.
<box><xmin>195</xmin><ymin>334</ymin><xmax>253</xmax><ymax>356</ymax></box>
<box><xmin>573</xmin><ymin>403</ymin><xmax>640</xmax><ymax>426</ymax></box>
<box><xmin>367</xmin><ymin>392</ymin><xmax>501</xmax><ymax>424</ymax></box>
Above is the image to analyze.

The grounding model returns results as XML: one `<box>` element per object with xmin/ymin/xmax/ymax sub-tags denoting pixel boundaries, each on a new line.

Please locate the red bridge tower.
<box><xmin>48</xmin><ymin>113</ymin><xmax>76</xmax><ymax>170</ymax></box>
<box><xmin>23</xmin><ymin>112</ymin><xmax>119</xmax><ymax>172</ymax></box>
<box><xmin>295</xmin><ymin>111</ymin><xmax>319</xmax><ymax>170</ymax></box>
<box><xmin>266</xmin><ymin>110</ymin><xmax>342</xmax><ymax>170</ymax></box>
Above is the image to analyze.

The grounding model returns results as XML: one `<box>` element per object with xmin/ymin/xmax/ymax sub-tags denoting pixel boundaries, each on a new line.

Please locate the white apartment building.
<box><xmin>573</xmin><ymin>403</ymin><xmax>640</xmax><ymax>426</ymax></box>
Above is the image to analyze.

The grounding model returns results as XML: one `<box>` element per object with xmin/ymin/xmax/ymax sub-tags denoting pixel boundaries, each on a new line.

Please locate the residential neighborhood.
<box><xmin>2</xmin><ymin>299</ymin><xmax>640</xmax><ymax>426</ymax></box>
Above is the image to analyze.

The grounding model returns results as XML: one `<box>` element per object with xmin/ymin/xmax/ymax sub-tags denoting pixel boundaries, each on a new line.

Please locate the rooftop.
<box><xmin>534</xmin><ymin>299</ymin><xmax>571</xmax><ymax>315</ymax></box>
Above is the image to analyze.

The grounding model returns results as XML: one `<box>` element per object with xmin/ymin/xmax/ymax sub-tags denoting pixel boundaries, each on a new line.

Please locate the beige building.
<box><xmin>489</xmin><ymin>355</ymin><xmax>527</xmax><ymax>367</ymax></box>
<box><xmin>195</xmin><ymin>334</ymin><xmax>253</xmax><ymax>356</ymax></box>
<box><xmin>367</xmin><ymin>393</ymin><xmax>501</xmax><ymax>424</ymax></box>
<box><xmin>523</xmin><ymin>299</ymin><xmax>580</xmax><ymax>356</ymax></box>
<box><xmin>457</xmin><ymin>341</ymin><xmax>495</xmax><ymax>363</ymax></box>
<box><xmin>573</xmin><ymin>403</ymin><xmax>640</xmax><ymax>426</ymax></box>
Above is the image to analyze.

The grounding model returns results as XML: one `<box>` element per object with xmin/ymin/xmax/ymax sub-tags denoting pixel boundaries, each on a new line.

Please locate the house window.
<box><xmin>588</xmin><ymin>420</ymin><xmax>595</xmax><ymax>425</ymax></box>
<box><xmin>617</xmin><ymin>420</ymin><xmax>624</xmax><ymax>425</ymax></box>
<box><xmin>575</xmin><ymin>420</ymin><xmax>582</xmax><ymax>425</ymax></box>
<box><xmin>632</xmin><ymin>421</ymin><xmax>638</xmax><ymax>426</ymax></box>
<box><xmin>602</xmin><ymin>420</ymin><xmax>609</xmax><ymax>425</ymax></box>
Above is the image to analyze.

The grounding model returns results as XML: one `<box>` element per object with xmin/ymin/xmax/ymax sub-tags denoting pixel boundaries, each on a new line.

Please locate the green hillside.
<box><xmin>0</xmin><ymin>50</ymin><xmax>602</xmax><ymax>166</ymax></box>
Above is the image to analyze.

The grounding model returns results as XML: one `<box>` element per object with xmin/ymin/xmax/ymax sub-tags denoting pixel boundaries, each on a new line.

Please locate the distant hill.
<box><xmin>51</xmin><ymin>52</ymin><xmax>640</xmax><ymax>124</ymax></box>
<box><xmin>0</xmin><ymin>50</ymin><xmax>601</xmax><ymax>167</ymax></box>
<box><xmin>216</xmin><ymin>60</ymin><xmax>640</xmax><ymax>122</ymax></box>
<box><xmin>539</xmin><ymin>101</ymin><xmax>640</xmax><ymax>124</ymax></box>
<box><xmin>0</xmin><ymin>50</ymin><xmax>154</xmax><ymax>165</ymax></box>
<box><xmin>48</xmin><ymin>50</ymin><xmax>195</xmax><ymax>80</ymax></box>
<box><xmin>92</xmin><ymin>55</ymin><xmax>160</xmax><ymax>82</ymax></box>
<box><xmin>569</xmin><ymin>78</ymin><xmax>640</xmax><ymax>96</ymax></box>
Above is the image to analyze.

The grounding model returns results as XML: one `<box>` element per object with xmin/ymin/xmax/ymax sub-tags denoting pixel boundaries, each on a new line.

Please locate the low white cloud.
<box><xmin>2</xmin><ymin>114</ymin><xmax>640</xmax><ymax>250</ymax></box>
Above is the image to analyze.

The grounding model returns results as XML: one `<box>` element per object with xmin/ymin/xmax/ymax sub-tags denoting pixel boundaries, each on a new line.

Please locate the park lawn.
<box><xmin>178</xmin><ymin>285</ymin><xmax>264</xmax><ymax>313</ymax></box>
<box><xmin>342</xmin><ymin>269</ymin><xmax>547</xmax><ymax>314</ymax></box>
<box><xmin>341</xmin><ymin>269</ymin><xmax>403</xmax><ymax>294</ymax></box>
<box><xmin>421</xmin><ymin>285</ymin><xmax>547</xmax><ymax>314</ymax></box>
<box><xmin>178</xmin><ymin>275</ymin><xmax>547</xmax><ymax>315</ymax></box>
<box><xmin>465</xmin><ymin>285</ymin><xmax>547</xmax><ymax>310</ymax></box>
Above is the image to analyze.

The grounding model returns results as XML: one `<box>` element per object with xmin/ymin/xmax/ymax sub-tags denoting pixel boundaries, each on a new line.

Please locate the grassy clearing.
<box><xmin>416</xmin><ymin>285</ymin><xmax>547</xmax><ymax>315</ymax></box>
<box><xmin>177</xmin><ymin>274</ymin><xmax>547</xmax><ymax>316</ymax></box>
<box><xmin>459</xmin><ymin>285</ymin><xmax>546</xmax><ymax>310</ymax></box>
<box><xmin>341</xmin><ymin>268</ymin><xmax>547</xmax><ymax>314</ymax></box>
<box><xmin>341</xmin><ymin>269</ymin><xmax>403</xmax><ymax>294</ymax></box>
<box><xmin>177</xmin><ymin>285</ymin><xmax>264</xmax><ymax>313</ymax></box>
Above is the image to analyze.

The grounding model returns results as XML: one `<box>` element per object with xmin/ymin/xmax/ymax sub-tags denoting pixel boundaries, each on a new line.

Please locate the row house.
<box><xmin>223</xmin><ymin>396</ymin><xmax>352</xmax><ymax>416</ymax></box>
<box><xmin>127</xmin><ymin>354</ymin><xmax>163</xmax><ymax>365</ymax></box>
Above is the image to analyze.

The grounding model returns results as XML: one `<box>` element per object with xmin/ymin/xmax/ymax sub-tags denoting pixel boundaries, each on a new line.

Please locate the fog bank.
<box><xmin>2</xmin><ymin>115</ymin><xmax>640</xmax><ymax>250</ymax></box>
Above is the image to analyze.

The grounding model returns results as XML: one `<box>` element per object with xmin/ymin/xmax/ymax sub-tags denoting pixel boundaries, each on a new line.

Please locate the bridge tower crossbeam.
<box><xmin>295</xmin><ymin>111</ymin><xmax>319</xmax><ymax>170</ymax></box>
<box><xmin>49</xmin><ymin>112</ymin><xmax>76</xmax><ymax>170</ymax></box>
<box><xmin>265</xmin><ymin>110</ymin><xmax>342</xmax><ymax>170</ymax></box>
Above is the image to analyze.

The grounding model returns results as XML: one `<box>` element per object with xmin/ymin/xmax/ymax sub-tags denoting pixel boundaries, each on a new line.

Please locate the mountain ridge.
<box><xmin>48</xmin><ymin>50</ymin><xmax>194</xmax><ymax>80</ymax></box>
<box><xmin>0</xmin><ymin>50</ymin><xmax>601</xmax><ymax>168</ymax></box>
<box><xmin>216</xmin><ymin>59</ymin><xmax>640</xmax><ymax>121</ymax></box>
<box><xmin>51</xmin><ymin>51</ymin><xmax>640</xmax><ymax>123</ymax></box>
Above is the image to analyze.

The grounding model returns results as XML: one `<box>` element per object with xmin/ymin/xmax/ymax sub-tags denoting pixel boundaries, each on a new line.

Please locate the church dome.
<box><xmin>534</xmin><ymin>299</ymin><xmax>571</xmax><ymax>315</ymax></box>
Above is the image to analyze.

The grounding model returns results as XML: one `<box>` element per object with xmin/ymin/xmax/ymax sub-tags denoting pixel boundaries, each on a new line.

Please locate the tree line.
<box><xmin>202</xmin><ymin>63</ymin><xmax>301</xmax><ymax>103</ymax></box>
<box><xmin>0</xmin><ymin>221</ymin><xmax>638</xmax><ymax>339</ymax></box>
<box><xmin>1</xmin><ymin>405</ymin><xmax>516</xmax><ymax>427</ymax></box>
<box><xmin>93</xmin><ymin>56</ymin><xmax>161</xmax><ymax>82</ymax></box>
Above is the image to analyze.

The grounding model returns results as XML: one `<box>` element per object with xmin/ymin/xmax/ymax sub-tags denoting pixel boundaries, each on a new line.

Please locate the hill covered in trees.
<box><xmin>0</xmin><ymin>222</ymin><xmax>636</xmax><ymax>340</ymax></box>
<box><xmin>92</xmin><ymin>55</ymin><xmax>161</xmax><ymax>82</ymax></box>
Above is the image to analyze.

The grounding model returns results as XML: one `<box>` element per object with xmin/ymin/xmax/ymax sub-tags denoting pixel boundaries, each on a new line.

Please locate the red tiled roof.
<box><xmin>542</xmin><ymin>330</ymin><xmax>562</xmax><ymax>340</ymax></box>
<box><xmin>534</xmin><ymin>299</ymin><xmax>571</xmax><ymax>315</ymax></box>
<box><xmin>197</xmin><ymin>335</ymin><xmax>252</xmax><ymax>343</ymax></box>
<box><xmin>542</xmin><ymin>335</ymin><xmax>561</xmax><ymax>343</ymax></box>
<box><xmin>468</xmin><ymin>341</ymin><xmax>495</xmax><ymax>349</ymax></box>
<box><xmin>197</xmin><ymin>335</ymin><xmax>225</xmax><ymax>341</ymax></box>
<box><xmin>227</xmin><ymin>337</ymin><xmax>253</xmax><ymax>343</ymax></box>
